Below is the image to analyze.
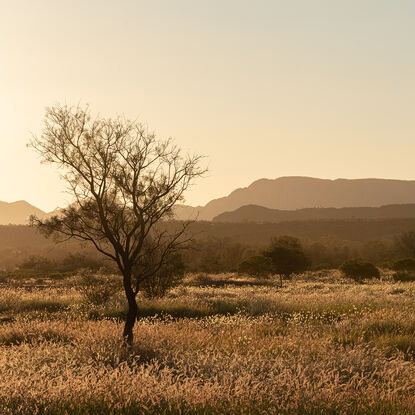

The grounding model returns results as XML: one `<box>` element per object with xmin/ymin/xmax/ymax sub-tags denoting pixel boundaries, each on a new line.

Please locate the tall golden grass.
<box><xmin>1</xmin><ymin>273</ymin><xmax>415</xmax><ymax>414</ymax></box>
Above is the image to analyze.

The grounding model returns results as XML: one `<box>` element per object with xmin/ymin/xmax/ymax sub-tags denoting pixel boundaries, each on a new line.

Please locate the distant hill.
<box><xmin>172</xmin><ymin>204</ymin><xmax>202</xmax><ymax>221</ymax></box>
<box><xmin>213</xmin><ymin>204</ymin><xmax>415</xmax><ymax>223</ymax></box>
<box><xmin>0</xmin><ymin>201</ymin><xmax>48</xmax><ymax>225</ymax></box>
<box><xmin>175</xmin><ymin>177</ymin><xmax>415</xmax><ymax>221</ymax></box>
<box><xmin>6</xmin><ymin>177</ymin><xmax>415</xmax><ymax>224</ymax></box>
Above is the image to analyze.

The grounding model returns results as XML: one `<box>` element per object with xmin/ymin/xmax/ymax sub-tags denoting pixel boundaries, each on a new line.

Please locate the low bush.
<box><xmin>76</xmin><ymin>271</ymin><xmax>120</xmax><ymax>306</ymax></box>
<box><xmin>340</xmin><ymin>260</ymin><xmax>380</xmax><ymax>282</ymax></box>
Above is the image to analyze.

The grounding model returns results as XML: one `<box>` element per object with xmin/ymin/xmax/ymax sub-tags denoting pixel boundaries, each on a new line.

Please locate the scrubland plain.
<box><xmin>1</xmin><ymin>272</ymin><xmax>415</xmax><ymax>414</ymax></box>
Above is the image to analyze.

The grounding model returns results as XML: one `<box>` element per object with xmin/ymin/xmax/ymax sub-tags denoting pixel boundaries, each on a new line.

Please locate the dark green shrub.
<box><xmin>238</xmin><ymin>255</ymin><xmax>274</xmax><ymax>278</ymax></box>
<box><xmin>392</xmin><ymin>258</ymin><xmax>415</xmax><ymax>272</ymax></box>
<box><xmin>140</xmin><ymin>253</ymin><xmax>185</xmax><ymax>299</ymax></box>
<box><xmin>340</xmin><ymin>259</ymin><xmax>380</xmax><ymax>282</ymax></box>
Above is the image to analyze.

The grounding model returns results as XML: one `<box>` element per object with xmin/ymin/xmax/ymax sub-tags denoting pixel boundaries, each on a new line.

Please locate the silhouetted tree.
<box><xmin>29</xmin><ymin>104</ymin><xmax>205</xmax><ymax>344</ymax></box>
<box><xmin>263</xmin><ymin>236</ymin><xmax>310</xmax><ymax>287</ymax></box>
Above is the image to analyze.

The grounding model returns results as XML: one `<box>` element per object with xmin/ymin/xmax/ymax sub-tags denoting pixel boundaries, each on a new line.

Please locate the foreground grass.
<box><xmin>1</xmin><ymin>273</ymin><xmax>415</xmax><ymax>414</ymax></box>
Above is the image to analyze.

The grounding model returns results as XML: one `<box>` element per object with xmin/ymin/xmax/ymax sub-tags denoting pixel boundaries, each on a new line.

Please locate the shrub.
<box><xmin>140</xmin><ymin>253</ymin><xmax>185</xmax><ymax>299</ymax></box>
<box><xmin>238</xmin><ymin>255</ymin><xmax>274</xmax><ymax>278</ymax></box>
<box><xmin>393</xmin><ymin>271</ymin><xmax>415</xmax><ymax>282</ymax></box>
<box><xmin>340</xmin><ymin>260</ymin><xmax>380</xmax><ymax>282</ymax></box>
<box><xmin>76</xmin><ymin>270</ymin><xmax>120</xmax><ymax>306</ymax></box>
<box><xmin>391</xmin><ymin>258</ymin><xmax>415</xmax><ymax>272</ymax></box>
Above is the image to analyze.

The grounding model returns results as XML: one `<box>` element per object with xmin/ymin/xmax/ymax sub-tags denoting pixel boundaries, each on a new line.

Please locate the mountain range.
<box><xmin>5</xmin><ymin>176</ymin><xmax>415</xmax><ymax>225</ymax></box>
<box><xmin>175</xmin><ymin>176</ymin><xmax>415</xmax><ymax>221</ymax></box>
<box><xmin>0</xmin><ymin>200</ymin><xmax>48</xmax><ymax>225</ymax></box>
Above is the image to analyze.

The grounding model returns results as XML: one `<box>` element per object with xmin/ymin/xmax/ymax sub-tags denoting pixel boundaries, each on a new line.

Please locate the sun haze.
<box><xmin>1</xmin><ymin>0</ymin><xmax>415</xmax><ymax>211</ymax></box>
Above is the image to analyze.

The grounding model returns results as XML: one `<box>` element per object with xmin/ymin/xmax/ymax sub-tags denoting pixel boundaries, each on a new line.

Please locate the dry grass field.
<box><xmin>1</xmin><ymin>271</ymin><xmax>415</xmax><ymax>414</ymax></box>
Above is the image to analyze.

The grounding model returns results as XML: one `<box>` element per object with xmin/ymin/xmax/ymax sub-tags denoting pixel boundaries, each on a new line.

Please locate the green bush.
<box><xmin>238</xmin><ymin>255</ymin><xmax>274</xmax><ymax>278</ymax></box>
<box><xmin>340</xmin><ymin>260</ymin><xmax>380</xmax><ymax>282</ymax></box>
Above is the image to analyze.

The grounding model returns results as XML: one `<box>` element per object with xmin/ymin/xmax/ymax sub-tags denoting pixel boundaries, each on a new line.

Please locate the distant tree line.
<box><xmin>3</xmin><ymin>227</ymin><xmax>415</xmax><ymax>276</ymax></box>
<box><xmin>4</xmin><ymin>217</ymin><xmax>415</xmax><ymax>250</ymax></box>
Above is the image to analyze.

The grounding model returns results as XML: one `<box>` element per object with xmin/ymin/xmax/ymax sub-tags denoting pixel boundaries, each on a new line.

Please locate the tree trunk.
<box><xmin>122</xmin><ymin>269</ymin><xmax>138</xmax><ymax>345</ymax></box>
<box><xmin>123</xmin><ymin>295</ymin><xmax>138</xmax><ymax>345</ymax></box>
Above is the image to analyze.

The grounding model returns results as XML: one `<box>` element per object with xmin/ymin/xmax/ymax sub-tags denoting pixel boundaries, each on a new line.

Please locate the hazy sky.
<box><xmin>1</xmin><ymin>0</ymin><xmax>415</xmax><ymax>211</ymax></box>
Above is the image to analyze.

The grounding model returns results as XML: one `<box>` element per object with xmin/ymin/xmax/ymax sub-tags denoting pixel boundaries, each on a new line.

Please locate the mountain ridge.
<box><xmin>212</xmin><ymin>203</ymin><xmax>415</xmax><ymax>223</ymax></box>
<box><xmin>0</xmin><ymin>200</ymin><xmax>48</xmax><ymax>225</ymax></box>
<box><xmin>5</xmin><ymin>176</ymin><xmax>415</xmax><ymax>224</ymax></box>
<box><xmin>175</xmin><ymin>177</ymin><xmax>415</xmax><ymax>220</ymax></box>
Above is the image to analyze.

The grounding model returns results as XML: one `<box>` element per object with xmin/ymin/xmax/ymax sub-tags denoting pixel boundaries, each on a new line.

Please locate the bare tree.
<box><xmin>29</xmin><ymin>104</ymin><xmax>205</xmax><ymax>344</ymax></box>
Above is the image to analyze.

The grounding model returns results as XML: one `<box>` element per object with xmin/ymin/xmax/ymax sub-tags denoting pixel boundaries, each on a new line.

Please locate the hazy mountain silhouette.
<box><xmin>175</xmin><ymin>177</ymin><xmax>415</xmax><ymax>221</ymax></box>
<box><xmin>5</xmin><ymin>177</ymin><xmax>415</xmax><ymax>224</ymax></box>
<box><xmin>0</xmin><ymin>201</ymin><xmax>48</xmax><ymax>225</ymax></box>
<box><xmin>213</xmin><ymin>203</ymin><xmax>415</xmax><ymax>223</ymax></box>
<box><xmin>172</xmin><ymin>204</ymin><xmax>203</xmax><ymax>221</ymax></box>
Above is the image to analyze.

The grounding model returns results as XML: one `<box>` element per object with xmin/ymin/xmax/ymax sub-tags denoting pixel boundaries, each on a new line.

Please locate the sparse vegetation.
<box><xmin>1</xmin><ymin>225</ymin><xmax>415</xmax><ymax>413</ymax></box>
<box><xmin>1</xmin><ymin>271</ymin><xmax>415</xmax><ymax>414</ymax></box>
<box><xmin>75</xmin><ymin>270</ymin><xmax>121</xmax><ymax>306</ymax></box>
